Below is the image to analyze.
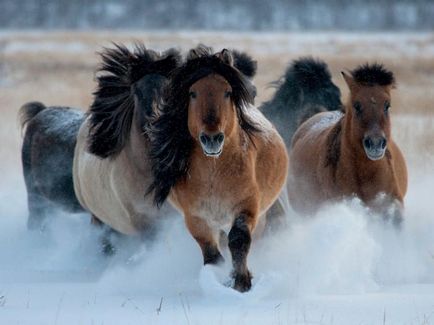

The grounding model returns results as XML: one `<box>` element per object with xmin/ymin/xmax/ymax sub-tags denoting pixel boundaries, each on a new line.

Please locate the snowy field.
<box><xmin>0</xmin><ymin>31</ymin><xmax>434</xmax><ymax>324</ymax></box>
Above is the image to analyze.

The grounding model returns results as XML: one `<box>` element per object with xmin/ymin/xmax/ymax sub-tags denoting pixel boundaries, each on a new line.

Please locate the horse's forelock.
<box><xmin>351</xmin><ymin>63</ymin><xmax>395</xmax><ymax>87</ymax></box>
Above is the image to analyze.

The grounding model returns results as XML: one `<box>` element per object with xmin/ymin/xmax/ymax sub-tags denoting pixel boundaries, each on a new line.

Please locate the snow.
<box><xmin>0</xmin><ymin>156</ymin><xmax>433</xmax><ymax>324</ymax></box>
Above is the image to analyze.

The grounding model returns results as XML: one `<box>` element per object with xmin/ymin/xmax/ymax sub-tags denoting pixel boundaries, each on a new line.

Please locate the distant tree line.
<box><xmin>1</xmin><ymin>0</ymin><xmax>433</xmax><ymax>30</ymax></box>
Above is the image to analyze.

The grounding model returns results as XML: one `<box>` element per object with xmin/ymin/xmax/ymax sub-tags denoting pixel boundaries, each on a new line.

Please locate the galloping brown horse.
<box><xmin>147</xmin><ymin>45</ymin><xmax>288</xmax><ymax>292</ymax></box>
<box><xmin>288</xmin><ymin>63</ymin><xmax>407</xmax><ymax>222</ymax></box>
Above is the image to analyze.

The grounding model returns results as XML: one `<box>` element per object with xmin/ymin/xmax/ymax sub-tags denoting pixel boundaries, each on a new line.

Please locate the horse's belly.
<box><xmin>73</xmin><ymin>152</ymin><xmax>138</xmax><ymax>234</ymax></box>
<box><xmin>72</xmin><ymin>121</ymin><xmax>153</xmax><ymax>235</ymax></box>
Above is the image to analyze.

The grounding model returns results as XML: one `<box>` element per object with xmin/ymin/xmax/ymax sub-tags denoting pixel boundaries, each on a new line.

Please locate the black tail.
<box><xmin>261</xmin><ymin>57</ymin><xmax>342</xmax><ymax>148</ymax></box>
<box><xmin>88</xmin><ymin>43</ymin><xmax>182</xmax><ymax>158</ymax></box>
<box><xmin>19</xmin><ymin>101</ymin><xmax>46</xmax><ymax>130</ymax></box>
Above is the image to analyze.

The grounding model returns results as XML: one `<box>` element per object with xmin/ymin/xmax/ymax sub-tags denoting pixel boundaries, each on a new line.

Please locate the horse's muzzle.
<box><xmin>363</xmin><ymin>135</ymin><xmax>387</xmax><ymax>161</ymax></box>
<box><xmin>199</xmin><ymin>131</ymin><xmax>225</xmax><ymax>157</ymax></box>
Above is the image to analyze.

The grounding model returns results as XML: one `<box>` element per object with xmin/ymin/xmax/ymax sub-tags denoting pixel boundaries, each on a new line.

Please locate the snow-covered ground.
<box><xmin>0</xmin><ymin>161</ymin><xmax>433</xmax><ymax>324</ymax></box>
<box><xmin>1</xmin><ymin>31</ymin><xmax>434</xmax><ymax>324</ymax></box>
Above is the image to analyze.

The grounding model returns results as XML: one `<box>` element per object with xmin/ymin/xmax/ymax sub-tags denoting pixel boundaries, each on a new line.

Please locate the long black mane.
<box><xmin>88</xmin><ymin>43</ymin><xmax>181</xmax><ymax>158</ymax></box>
<box><xmin>261</xmin><ymin>57</ymin><xmax>342</xmax><ymax>149</ymax></box>
<box><xmin>147</xmin><ymin>45</ymin><xmax>259</xmax><ymax>206</ymax></box>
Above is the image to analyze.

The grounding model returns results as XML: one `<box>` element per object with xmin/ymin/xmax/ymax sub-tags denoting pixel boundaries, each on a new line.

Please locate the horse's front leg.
<box><xmin>185</xmin><ymin>214</ymin><xmax>224</xmax><ymax>265</ymax></box>
<box><xmin>228</xmin><ymin>211</ymin><xmax>257</xmax><ymax>292</ymax></box>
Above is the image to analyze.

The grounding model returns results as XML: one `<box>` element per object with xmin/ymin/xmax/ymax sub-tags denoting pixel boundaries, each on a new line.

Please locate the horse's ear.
<box><xmin>216</xmin><ymin>49</ymin><xmax>234</xmax><ymax>66</ymax></box>
<box><xmin>341</xmin><ymin>71</ymin><xmax>356</xmax><ymax>90</ymax></box>
<box><xmin>188</xmin><ymin>48</ymin><xmax>200</xmax><ymax>60</ymax></box>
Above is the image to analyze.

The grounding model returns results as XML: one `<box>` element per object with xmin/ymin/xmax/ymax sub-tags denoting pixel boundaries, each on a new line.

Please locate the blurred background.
<box><xmin>1</xmin><ymin>0</ymin><xmax>434</xmax><ymax>30</ymax></box>
<box><xmin>1</xmin><ymin>0</ymin><xmax>433</xmax><ymax>175</ymax></box>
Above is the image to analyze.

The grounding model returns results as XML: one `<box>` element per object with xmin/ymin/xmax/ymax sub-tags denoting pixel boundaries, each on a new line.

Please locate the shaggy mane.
<box><xmin>88</xmin><ymin>43</ymin><xmax>181</xmax><ymax>158</ymax></box>
<box><xmin>290</xmin><ymin>57</ymin><xmax>334</xmax><ymax>90</ymax></box>
<box><xmin>147</xmin><ymin>45</ymin><xmax>260</xmax><ymax>206</ymax></box>
<box><xmin>231</xmin><ymin>50</ymin><xmax>257</xmax><ymax>78</ymax></box>
<box><xmin>351</xmin><ymin>63</ymin><xmax>395</xmax><ymax>87</ymax></box>
<box><xmin>261</xmin><ymin>56</ymin><xmax>342</xmax><ymax>148</ymax></box>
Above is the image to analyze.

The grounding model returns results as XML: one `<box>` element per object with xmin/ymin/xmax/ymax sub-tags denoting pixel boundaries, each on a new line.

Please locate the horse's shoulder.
<box><xmin>387</xmin><ymin>140</ymin><xmax>408</xmax><ymax>194</ymax></box>
<box><xmin>247</xmin><ymin>105</ymin><xmax>275</xmax><ymax>134</ymax></box>
<box><xmin>324</xmin><ymin>117</ymin><xmax>343</xmax><ymax>170</ymax></box>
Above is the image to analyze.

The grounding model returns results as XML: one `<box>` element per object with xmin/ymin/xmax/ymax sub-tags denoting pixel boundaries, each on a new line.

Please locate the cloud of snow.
<box><xmin>0</xmin><ymin>156</ymin><xmax>433</xmax><ymax>306</ymax></box>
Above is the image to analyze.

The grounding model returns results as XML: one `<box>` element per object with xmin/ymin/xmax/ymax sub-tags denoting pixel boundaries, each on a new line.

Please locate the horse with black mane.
<box><xmin>288</xmin><ymin>63</ymin><xmax>407</xmax><ymax>222</ymax></box>
<box><xmin>261</xmin><ymin>57</ymin><xmax>342</xmax><ymax>150</ymax></box>
<box><xmin>72</xmin><ymin>44</ymin><xmax>182</xmax><ymax>236</ymax></box>
<box><xmin>146</xmin><ymin>45</ymin><xmax>288</xmax><ymax>292</ymax></box>
<box><xmin>20</xmin><ymin>44</ymin><xmax>181</xmax><ymax>234</ymax></box>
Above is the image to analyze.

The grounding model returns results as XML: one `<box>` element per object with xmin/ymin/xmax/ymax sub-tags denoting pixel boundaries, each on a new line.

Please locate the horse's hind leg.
<box><xmin>26</xmin><ymin>189</ymin><xmax>51</xmax><ymax>230</ymax></box>
<box><xmin>90</xmin><ymin>214</ymin><xmax>116</xmax><ymax>256</ymax></box>
<box><xmin>22</xmin><ymin>134</ymin><xmax>51</xmax><ymax>230</ymax></box>
<box><xmin>228</xmin><ymin>213</ymin><xmax>255</xmax><ymax>292</ymax></box>
<box><xmin>185</xmin><ymin>215</ymin><xmax>223</xmax><ymax>265</ymax></box>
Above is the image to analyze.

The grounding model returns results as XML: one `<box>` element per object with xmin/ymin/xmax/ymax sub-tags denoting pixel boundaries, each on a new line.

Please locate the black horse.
<box><xmin>261</xmin><ymin>57</ymin><xmax>343</xmax><ymax>150</ymax></box>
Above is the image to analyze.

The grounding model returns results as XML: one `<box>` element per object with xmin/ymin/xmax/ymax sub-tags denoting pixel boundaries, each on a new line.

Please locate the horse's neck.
<box><xmin>123</xmin><ymin>111</ymin><xmax>148</xmax><ymax>173</ymax></box>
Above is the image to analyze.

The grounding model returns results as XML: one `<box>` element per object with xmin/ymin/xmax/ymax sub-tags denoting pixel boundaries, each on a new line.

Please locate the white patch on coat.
<box><xmin>310</xmin><ymin>111</ymin><xmax>343</xmax><ymax>134</ymax></box>
<box><xmin>245</xmin><ymin>104</ymin><xmax>275</xmax><ymax>141</ymax></box>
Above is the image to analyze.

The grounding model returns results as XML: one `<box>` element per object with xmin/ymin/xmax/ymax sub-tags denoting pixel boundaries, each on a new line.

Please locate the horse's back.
<box><xmin>288</xmin><ymin>111</ymin><xmax>343</xmax><ymax>214</ymax></box>
<box><xmin>291</xmin><ymin>111</ymin><xmax>343</xmax><ymax>148</ymax></box>
<box><xmin>21</xmin><ymin>105</ymin><xmax>84</xmax><ymax>212</ymax></box>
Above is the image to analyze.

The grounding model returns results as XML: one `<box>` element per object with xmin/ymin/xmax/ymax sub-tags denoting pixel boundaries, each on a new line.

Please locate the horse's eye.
<box><xmin>353</xmin><ymin>102</ymin><xmax>362</xmax><ymax>114</ymax></box>
<box><xmin>189</xmin><ymin>91</ymin><xmax>197</xmax><ymax>99</ymax></box>
<box><xmin>224</xmin><ymin>91</ymin><xmax>232</xmax><ymax>99</ymax></box>
<box><xmin>384</xmin><ymin>102</ymin><xmax>391</xmax><ymax>113</ymax></box>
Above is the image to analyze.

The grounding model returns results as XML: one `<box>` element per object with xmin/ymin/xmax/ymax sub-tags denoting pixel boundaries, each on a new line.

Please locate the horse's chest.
<box><xmin>335</xmin><ymin>163</ymin><xmax>392</xmax><ymax>201</ymax></box>
<box><xmin>194</xmin><ymin>197</ymin><xmax>234</xmax><ymax>230</ymax></box>
<box><xmin>174</xmin><ymin>162</ymin><xmax>252</xmax><ymax>231</ymax></box>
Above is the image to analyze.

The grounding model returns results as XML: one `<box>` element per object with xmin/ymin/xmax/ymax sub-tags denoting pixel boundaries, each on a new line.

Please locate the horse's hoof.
<box><xmin>203</xmin><ymin>245</ymin><xmax>224</xmax><ymax>265</ymax></box>
<box><xmin>204</xmin><ymin>252</ymin><xmax>224</xmax><ymax>265</ymax></box>
<box><xmin>232</xmin><ymin>271</ymin><xmax>252</xmax><ymax>292</ymax></box>
<box><xmin>101</xmin><ymin>237</ymin><xmax>116</xmax><ymax>256</ymax></box>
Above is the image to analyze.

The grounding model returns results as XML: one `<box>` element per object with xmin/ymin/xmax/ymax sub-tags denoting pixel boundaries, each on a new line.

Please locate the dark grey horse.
<box><xmin>20</xmin><ymin>103</ymin><xmax>85</xmax><ymax>229</ymax></box>
<box><xmin>261</xmin><ymin>57</ymin><xmax>343</xmax><ymax>150</ymax></box>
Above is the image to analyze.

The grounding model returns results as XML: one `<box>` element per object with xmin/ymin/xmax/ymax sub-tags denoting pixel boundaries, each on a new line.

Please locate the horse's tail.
<box><xmin>88</xmin><ymin>43</ymin><xmax>182</xmax><ymax>158</ymax></box>
<box><xmin>19</xmin><ymin>101</ymin><xmax>46</xmax><ymax>130</ymax></box>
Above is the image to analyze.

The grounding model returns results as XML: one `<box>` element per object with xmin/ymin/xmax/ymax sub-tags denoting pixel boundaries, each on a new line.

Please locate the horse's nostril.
<box><xmin>214</xmin><ymin>133</ymin><xmax>225</xmax><ymax>144</ymax></box>
<box><xmin>363</xmin><ymin>138</ymin><xmax>372</xmax><ymax>149</ymax></box>
<box><xmin>381</xmin><ymin>138</ymin><xmax>387</xmax><ymax>149</ymax></box>
<box><xmin>199</xmin><ymin>133</ymin><xmax>209</xmax><ymax>145</ymax></box>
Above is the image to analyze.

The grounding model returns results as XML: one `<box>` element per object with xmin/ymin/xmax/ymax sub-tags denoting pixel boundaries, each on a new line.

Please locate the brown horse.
<box><xmin>147</xmin><ymin>45</ymin><xmax>288</xmax><ymax>292</ymax></box>
<box><xmin>288</xmin><ymin>63</ymin><xmax>407</xmax><ymax>223</ymax></box>
<box><xmin>73</xmin><ymin>43</ymin><xmax>258</xmax><ymax>238</ymax></box>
